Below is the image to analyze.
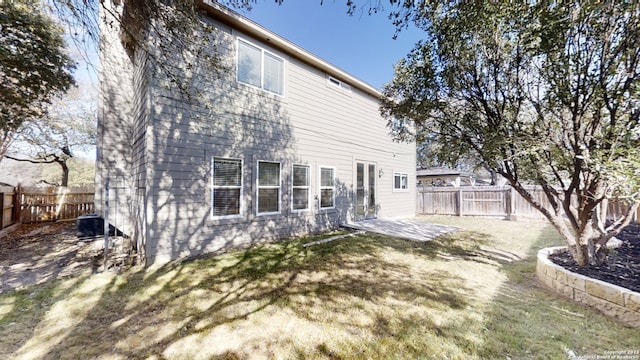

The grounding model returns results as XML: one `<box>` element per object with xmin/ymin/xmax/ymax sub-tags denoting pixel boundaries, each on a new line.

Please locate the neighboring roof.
<box><xmin>416</xmin><ymin>167</ymin><xmax>475</xmax><ymax>177</ymax></box>
<box><xmin>199</xmin><ymin>1</ymin><xmax>382</xmax><ymax>99</ymax></box>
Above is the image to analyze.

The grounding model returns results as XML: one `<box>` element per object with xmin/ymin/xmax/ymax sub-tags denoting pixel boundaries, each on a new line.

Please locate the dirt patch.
<box><xmin>0</xmin><ymin>222</ymin><xmax>135</xmax><ymax>293</ymax></box>
<box><xmin>549</xmin><ymin>223</ymin><xmax>640</xmax><ymax>293</ymax></box>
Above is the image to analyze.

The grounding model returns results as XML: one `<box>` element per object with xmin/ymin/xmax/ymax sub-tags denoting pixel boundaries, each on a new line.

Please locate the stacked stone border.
<box><xmin>536</xmin><ymin>246</ymin><xmax>640</xmax><ymax>328</ymax></box>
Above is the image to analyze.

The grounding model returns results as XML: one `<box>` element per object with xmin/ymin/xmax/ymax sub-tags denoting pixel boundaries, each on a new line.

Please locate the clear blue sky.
<box><xmin>73</xmin><ymin>2</ymin><xmax>424</xmax><ymax>92</ymax></box>
<box><xmin>235</xmin><ymin>1</ymin><xmax>425</xmax><ymax>90</ymax></box>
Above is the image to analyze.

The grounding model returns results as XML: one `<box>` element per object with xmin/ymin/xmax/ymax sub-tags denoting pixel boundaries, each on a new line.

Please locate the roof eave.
<box><xmin>199</xmin><ymin>0</ymin><xmax>382</xmax><ymax>99</ymax></box>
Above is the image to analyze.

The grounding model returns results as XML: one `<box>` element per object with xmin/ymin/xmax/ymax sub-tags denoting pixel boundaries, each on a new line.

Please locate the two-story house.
<box><xmin>98</xmin><ymin>0</ymin><xmax>416</xmax><ymax>265</ymax></box>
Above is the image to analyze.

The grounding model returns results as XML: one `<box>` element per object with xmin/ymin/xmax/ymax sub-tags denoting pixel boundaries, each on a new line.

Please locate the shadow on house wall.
<box><xmin>99</xmin><ymin>7</ymin><xmax>354</xmax><ymax>265</ymax></box>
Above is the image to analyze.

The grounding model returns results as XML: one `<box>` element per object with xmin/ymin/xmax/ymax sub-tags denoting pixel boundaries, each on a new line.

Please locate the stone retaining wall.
<box><xmin>536</xmin><ymin>246</ymin><xmax>640</xmax><ymax>328</ymax></box>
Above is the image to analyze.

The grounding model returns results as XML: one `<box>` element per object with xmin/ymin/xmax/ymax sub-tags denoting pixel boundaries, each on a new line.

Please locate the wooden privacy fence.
<box><xmin>0</xmin><ymin>186</ymin><xmax>95</xmax><ymax>228</ymax></box>
<box><xmin>0</xmin><ymin>186</ymin><xmax>18</xmax><ymax>230</ymax></box>
<box><xmin>417</xmin><ymin>186</ymin><xmax>640</xmax><ymax>223</ymax></box>
<box><xmin>418</xmin><ymin>186</ymin><xmax>516</xmax><ymax>218</ymax></box>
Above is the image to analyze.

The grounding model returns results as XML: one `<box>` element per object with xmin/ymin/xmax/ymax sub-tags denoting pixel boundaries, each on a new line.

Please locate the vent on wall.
<box><xmin>327</xmin><ymin>76</ymin><xmax>352</xmax><ymax>93</ymax></box>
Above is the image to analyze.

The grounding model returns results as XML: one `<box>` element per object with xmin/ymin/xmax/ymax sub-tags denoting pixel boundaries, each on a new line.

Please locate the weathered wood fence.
<box><xmin>0</xmin><ymin>186</ymin><xmax>18</xmax><ymax>230</ymax></box>
<box><xmin>0</xmin><ymin>186</ymin><xmax>95</xmax><ymax>229</ymax></box>
<box><xmin>417</xmin><ymin>186</ymin><xmax>640</xmax><ymax>223</ymax></box>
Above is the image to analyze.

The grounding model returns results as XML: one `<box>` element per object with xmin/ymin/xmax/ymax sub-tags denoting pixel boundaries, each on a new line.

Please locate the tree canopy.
<box><xmin>6</xmin><ymin>90</ymin><xmax>96</xmax><ymax>187</ymax></box>
<box><xmin>381</xmin><ymin>2</ymin><xmax>640</xmax><ymax>267</ymax></box>
<box><xmin>0</xmin><ymin>1</ymin><xmax>76</xmax><ymax>134</ymax></box>
<box><xmin>0</xmin><ymin>0</ymin><xmax>76</xmax><ymax>162</ymax></box>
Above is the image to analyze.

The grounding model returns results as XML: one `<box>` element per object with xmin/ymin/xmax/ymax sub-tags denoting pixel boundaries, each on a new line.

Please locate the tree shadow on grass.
<box><xmin>476</xmin><ymin>222</ymin><xmax>640</xmax><ymax>359</ymax></box>
<box><xmin>0</xmin><ymin>230</ymin><xmax>478</xmax><ymax>359</ymax></box>
<box><xmin>398</xmin><ymin>228</ymin><xmax>522</xmax><ymax>267</ymax></box>
<box><xmin>0</xmin><ymin>272</ymin><xmax>98</xmax><ymax>359</ymax></box>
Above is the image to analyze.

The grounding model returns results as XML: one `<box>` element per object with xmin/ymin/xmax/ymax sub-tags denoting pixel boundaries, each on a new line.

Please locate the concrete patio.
<box><xmin>341</xmin><ymin>218</ymin><xmax>458</xmax><ymax>242</ymax></box>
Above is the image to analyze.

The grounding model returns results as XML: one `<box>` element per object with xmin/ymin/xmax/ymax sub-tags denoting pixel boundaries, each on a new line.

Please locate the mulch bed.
<box><xmin>548</xmin><ymin>223</ymin><xmax>640</xmax><ymax>293</ymax></box>
<box><xmin>0</xmin><ymin>222</ymin><xmax>72</xmax><ymax>256</ymax></box>
<box><xmin>1</xmin><ymin>222</ymin><xmax>137</xmax><ymax>293</ymax></box>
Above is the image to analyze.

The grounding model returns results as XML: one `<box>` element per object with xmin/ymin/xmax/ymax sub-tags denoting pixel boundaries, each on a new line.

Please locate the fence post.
<box><xmin>457</xmin><ymin>187</ymin><xmax>463</xmax><ymax>216</ymax></box>
<box><xmin>104</xmin><ymin>178</ymin><xmax>110</xmax><ymax>271</ymax></box>
<box><xmin>14</xmin><ymin>186</ymin><xmax>21</xmax><ymax>224</ymax></box>
<box><xmin>504</xmin><ymin>187</ymin><xmax>510</xmax><ymax>219</ymax></box>
<box><xmin>508</xmin><ymin>187</ymin><xmax>517</xmax><ymax>221</ymax></box>
<box><xmin>423</xmin><ymin>189</ymin><xmax>427</xmax><ymax>214</ymax></box>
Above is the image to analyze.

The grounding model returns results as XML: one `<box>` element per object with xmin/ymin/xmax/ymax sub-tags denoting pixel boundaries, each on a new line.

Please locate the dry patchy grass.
<box><xmin>1</xmin><ymin>216</ymin><xmax>639</xmax><ymax>359</ymax></box>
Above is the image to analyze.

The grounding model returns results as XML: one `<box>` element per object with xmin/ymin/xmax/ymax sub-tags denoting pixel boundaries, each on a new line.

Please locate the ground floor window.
<box><xmin>292</xmin><ymin>164</ymin><xmax>310</xmax><ymax>211</ymax></box>
<box><xmin>212</xmin><ymin>157</ymin><xmax>242</xmax><ymax>217</ymax></box>
<box><xmin>394</xmin><ymin>172</ymin><xmax>408</xmax><ymax>190</ymax></box>
<box><xmin>319</xmin><ymin>166</ymin><xmax>335</xmax><ymax>209</ymax></box>
<box><xmin>258</xmin><ymin>161</ymin><xmax>281</xmax><ymax>214</ymax></box>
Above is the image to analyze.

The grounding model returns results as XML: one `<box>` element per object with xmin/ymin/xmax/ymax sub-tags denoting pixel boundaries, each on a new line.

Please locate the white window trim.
<box><xmin>393</xmin><ymin>172</ymin><xmax>409</xmax><ymax>192</ymax></box>
<box><xmin>237</xmin><ymin>38</ymin><xmax>285</xmax><ymax>96</ymax></box>
<box><xmin>292</xmin><ymin>164</ymin><xmax>311</xmax><ymax>212</ymax></box>
<box><xmin>211</xmin><ymin>157</ymin><xmax>243</xmax><ymax>219</ymax></box>
<box><xmin>257</xmin><ymin>160</ymin><xmax>282</xmax><ymax>216</ymax></box>
<box><xmin>319</xmin><ymin>166</ymin><xmax>336</xmax><ymax>210</ymax></box>
<box><xmin>326</xmin><ymin>75</ymin><xmax>352</xmax><ymax>93</ymax></box>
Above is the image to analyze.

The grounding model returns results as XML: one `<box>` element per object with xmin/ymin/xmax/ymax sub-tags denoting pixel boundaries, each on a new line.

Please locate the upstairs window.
<box><xmin>212</xmin><ymin>158</ymin><xmax>242</xmax><ymax>218</ymax></box>
<box><xmin>237</xmin><ymin>39</ymin><xmax>284</xmax><ymax>95</ymax></box>
<box><xmin>327</xmin><ymin>76</ymin><xmax>352</xmax><ymax>93</ymax></box>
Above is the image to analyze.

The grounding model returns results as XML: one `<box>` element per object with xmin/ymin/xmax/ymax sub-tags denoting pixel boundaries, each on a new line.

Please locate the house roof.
<box><xmin>199</xmin><ymin>1</ymin><xmax>382</xmax><ymax>99</ymax></box>
<box><xmin>416</xmin><ymin>167</ymin><xmax>475</xmax><ymax>178</ymax></box>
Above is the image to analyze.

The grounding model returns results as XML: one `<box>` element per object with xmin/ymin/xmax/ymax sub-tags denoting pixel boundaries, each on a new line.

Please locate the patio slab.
<box><xmin>341</xmin><ymin>218</ymin><xmax>458</xmax><ymax>242</ymax></box>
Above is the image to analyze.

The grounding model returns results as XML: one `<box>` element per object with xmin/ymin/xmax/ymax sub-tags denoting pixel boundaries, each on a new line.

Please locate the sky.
<box><xmin>7</xmin><ymin>2</ymin><xmax>424</xmax><ymax>167</ymax></box>
<box><xmin>235</xmin><ymin>1</ymin><xmax>426</xmax><ymax>90</ymax></box>
<box><xmin>72</xmin><ymin>1</ymin><xmax>425</xmax><ymax>93</ymax></box>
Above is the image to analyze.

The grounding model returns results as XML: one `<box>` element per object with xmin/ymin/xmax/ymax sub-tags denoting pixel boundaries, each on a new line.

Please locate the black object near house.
<box><xmin>77</xmin><ymin>214</ymin><xmax>104</xmax><ymax>237</ymax></box>
<box><xmin>76</xmin><ymin>214</ymin><xmax>121</xmax><ymax>238</ymax></box>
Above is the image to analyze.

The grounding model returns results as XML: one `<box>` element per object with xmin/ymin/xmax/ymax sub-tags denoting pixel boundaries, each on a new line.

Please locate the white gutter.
<box><xmin>199</xmin><ymin>0</ymin><xmax>383</xmax><ymax>99</ymax></box>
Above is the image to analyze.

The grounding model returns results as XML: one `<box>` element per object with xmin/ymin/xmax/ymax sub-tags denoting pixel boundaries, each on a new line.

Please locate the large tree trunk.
<box><xmin>4</xmin><ymin>154</ymin><xmax>71</xmax><ymax>187</ymax></box>
<box><xmin>570</xmin><ymin>244</ymin><xmax>590</xmax><ymax>267</ymax></box>
<box><xmin>507</xmin><ymin>179</ymin><xmax>637</xmax><ymax>268</ymax></box>
<box><xmin>561</xmin><ymin>225</ymin><xmax>610</xmax><ymax>267</ymax></box>
<box><xmin>58</xmin><ymin>160</ymin><xmax>69</xmax><ymax>187</ymax></box>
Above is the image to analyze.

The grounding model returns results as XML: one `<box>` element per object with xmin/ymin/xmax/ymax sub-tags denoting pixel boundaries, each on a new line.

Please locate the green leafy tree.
<box><xmin>65</xmin><ymin>157</ymin><xmax>95</xmax><ymax>187</ymax></box>
<box><xmin>381</xmin><ymin>2</ymin><xmax>640</xmax><ymax>267</ymax></box>
<box><xmin>6</xmin><ymin>92</ymin><xmax>96</xmax><ymax>187</ymax></box>
<box><xmin>54</xmin><ymin>0</ymin><xmax>232</xmax><ymax>104</ymax></box>
<box><xmin>37</xmin><ymin>156</ymin><xmax>95</xmax><ymax>187</ymax></box>
<box><xmin>0</xmin><ymin>0</ymin><xmax>76</xmax><ymax>162</ymax></box>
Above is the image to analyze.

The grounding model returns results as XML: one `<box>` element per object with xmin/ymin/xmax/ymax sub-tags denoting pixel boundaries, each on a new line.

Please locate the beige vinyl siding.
<box><xmin>129</xmin><ymin>47</ymin><xmax>152</xmax><ymax>256</ymax></box>
<box><xmin>285</xmin><ymin>57</ymin><xmax>415</xmax><ymax>219</ymax></box>
<box><xmin>140</xmin><ymin>22</ymin><xmax>414</xmax><ymax>262</ymax></box>
<box><xmin>100</xmin><ymin>6</ymin><xmax>414</xmax><ymax>264</ymax></box>
<box><xmin>97</xmin><ymin>1</ymin><xmax>146</xmax><ymax>246</ymax></box>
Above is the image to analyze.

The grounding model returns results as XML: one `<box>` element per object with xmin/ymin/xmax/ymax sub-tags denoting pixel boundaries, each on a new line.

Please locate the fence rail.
<box><xmin>0</xmin><ymin>186</ymin><xmax>95</xmax><ymax>228</ymax></box>
<box><xmin>417</xmin><ymin>186</ymin><xmax>640</xmax><ymax>223</ymax></box>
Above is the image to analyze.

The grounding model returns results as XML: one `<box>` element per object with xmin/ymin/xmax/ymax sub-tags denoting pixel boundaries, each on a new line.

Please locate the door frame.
<box><xmin>354</xmin><ymin>159</ymin><xmax>377</xmax><ymax>221</ymax></box>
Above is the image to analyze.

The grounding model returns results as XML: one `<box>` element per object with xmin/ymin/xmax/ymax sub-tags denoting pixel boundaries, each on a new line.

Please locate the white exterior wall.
<box><xmin>99</xmin><ymin>3</ymin><xmax>415</xmax><ymax>265</ymax></box>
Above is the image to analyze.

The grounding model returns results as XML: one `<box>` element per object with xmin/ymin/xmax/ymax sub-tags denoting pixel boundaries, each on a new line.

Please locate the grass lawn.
<box><xmin>1</xmin><ymin>216</ymin><xmax>638</xmax><ymax>359</ymax></box>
